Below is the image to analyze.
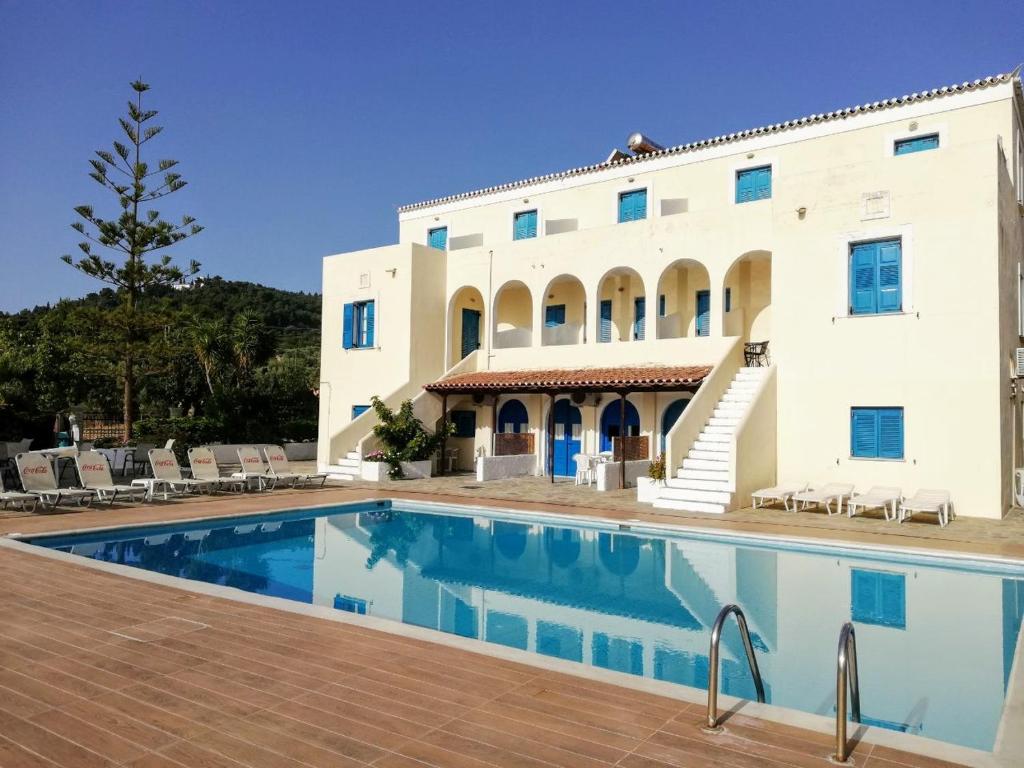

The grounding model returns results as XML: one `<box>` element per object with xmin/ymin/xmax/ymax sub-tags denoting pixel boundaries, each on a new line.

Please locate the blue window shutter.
<box><xmin>513</xmin><ymin>210</ymin><xmax>537</xmax><ymax>240</ymax></box>
<box><xmin>634</xmin><ymin>190</ymin><xmax>647</xmax><ymax>220</ymax></box>
<box><xmin>618</xmin><ymin>192</ymin><xmax>633</xmax><ymax>222</ymax></box>
<box><xmin>724</xmin><ymin>287</ymin><xmax>732</xmax><ymax>313</ymax></box>
<box><xmin>363</xmin><ymin>301</ymin><xmax>375</xmax><ymax>347</ymax></box>
<box><xmin>695</xmin><ymin>290</ymin><xmax>710</xmax><ymax>337</ymax></box>
<box><xmin>342</xmin><ymin>303</ymin><xmax>354</xmax><ymax>349</ymax></box>
<box><xmin>850</xmin><ymin>243</ymin><xmax>878</xmax><ymax>315</ymax></box>
<box><xmin>618</xmin><ymin>190</ymin><xmax>647</xmax><ymax>223</ymax></box>
<box><xmin>851</xmin><ymin>408</ymin><xmax>879</xmax><ymax>458</ymax></box>
<box><xmin>876</xmin><ymin>240</ymin><xmax>902</xmax><ymax>313</ymax></box>
<box><xmin>658</xmin><ymin>294</ymin><xmax>666</xmax><ymax>317</ymax></box>
<box><xmin>599</xmin><ymin>300</ymin><xmax>612</xmax><ymax>342</ymax></box>
<box><xmin>754</xmin><ymin>167</ymin><xmax>772</xmax><ymax>200</ymax></box>
<box><xmin>352</xmin><ymin>404</ymin><xmax>370</xmax><ymax>419</ymax></box>
<box><xmin>736</xmin><ymin>170</ymin><xmax>753</xmax><ymax>203</ymax></box>
<box><xmin>428</xmin><ymin>226</ymin><xmax>447</xmax><ymax>250</ymax></box>
<box><xmin>895</xmin><ymin>134</ymin><xmax>939</xmax><ymax>155</ymax></box>
<box><xmin>877</xmin><ymin>407</ymin><xmax>904</xmax><ymax>459</ymax></box>
<box><xmin>737</xmin><ymin>166</ymin><xmax>771</xmax><ymax>202</ymax></box>
<box><xmin>545</xmin><ymin>304</ymin><xmax>566</xmax><ymax>327</ymax></box>
<box><xmin>634</xmin><ymin>297</ymin><xmax>646</xmax><ymax>340</ymax></box>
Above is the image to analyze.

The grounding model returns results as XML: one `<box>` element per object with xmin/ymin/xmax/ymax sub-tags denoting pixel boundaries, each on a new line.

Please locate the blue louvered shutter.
<box><xmin>545</xmin><ymin>304</ymin><xmax>565</xmax><ymax>327</ymax></box>
<box><xmin>895</xmin><ymin>134</ymin><xmax>939</xmax><ymax>155</ymax></box>
<box><xmin>724</xmin><ymin>287</ymin><xmax>732</xmax><ymax>313</ymax></box>
<box><xmin>599</xmin><ymin>300</ymin><xmax>612</xmax><ymax>342</ymax></box>
<box><xmin>618</xmin><ymin>190</ymin><xmax>647</xmax><ymax>222</ymax></box>
<box><xmin>364</xmin><ymin>301</ymin><xmax>375</xmax><ymax>347</ymax></box>
<box><xmin>658</xmin><ymin>294</ymin><xmax>666</xmax><ymax>317</ymax></box>
<box><xmin>633</xmin><ymin>297</ymin><xmax>646</xmax><ymax>340</ymax></box>
<box><xmin>876</xmin><ymin>241</ymin><xmax>902</xmax><ymax>313</ymax></box>
<box><xmin>695</xmin><ymin>290</ymin><xmax>710</xmax><ymax>337</ymax></box>
<box><xmin>877</xmin><ymin>407</ymin><xmax>904</xmax><ymax>459</ymax></box>
<box><xmin>754</xmin><ymin>167</ymin><xmax>771</xmax><ymax>199</ymax></box>
<box><xmin>514</xmin><ymin>210</ymin><xmax>537</xmax><ymax>240</ymax></box>
<box><xmin>850</xmin><ymin>408</ymin><xmax>878</xmax><ymax>457</ymax></box>
<box><xmin>342</xmin><ymin>303</ymin><xmax>354</xmax><ymax>349</ymax></box>
<box><xmin>850</xmin><ymin>244</ymin><xmax>878</xmax><ymax>315</ymax></box>
<box><xmin>428</xmin><ymin>226</ymin><xmax>447</xmax><ymax>250</ymax></box>
<box><xmin>352</xmin><ymin>404</ymin><xmax>370</xmax><ymax>418</ymax></box>
<box><xmin>735</xmin><ymin>169</ymin><xmax>755</xmax><ymax>203</ymax></box>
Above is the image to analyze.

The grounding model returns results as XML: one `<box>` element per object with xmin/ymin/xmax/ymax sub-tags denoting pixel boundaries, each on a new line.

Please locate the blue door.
<box><xmin>551</xmin><ymin>399</ymin><xmax>582</xmax><ymax>477</ymax></box>
<box><xmin>695</xmin><ymin>290</ymin><xmax>710</xmax><ymax>337</ymax></box>
<box><xmin>461</xmin><ymin>308</ymin><xmax>481</xmax><ymax>359</ymax></box>
<box><xmin>600</xmin><ymin>400</ymin><xmax>640</xmax><ymax>453</ymax></box>
<box><xmin>661</xmin><ymin>398</ymin><xmax>689</xmax><ymax>452</ymax></box>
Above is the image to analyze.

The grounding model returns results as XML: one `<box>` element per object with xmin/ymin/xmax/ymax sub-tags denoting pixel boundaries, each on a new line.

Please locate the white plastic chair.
<box><xmin>899</xmin><ymin>489</ymin><xmax>952</xmax><ymax>527</ymax></box>
<box><xmin>847</xmin><ymin>486</ymin><xmax>902</xmax><ymax>521</ymax></box>
<box><xmin>573</xmin><ymin>454</ymin><xmax>592</xmax><ymax>486</ymax></box>
<box><xmin>751</xmin><ymin>482</ymin><xmax>808</xmax><ymax>512</ymax></box>
<box><xmin>791</xmin><ymin>483</ymin><xmax>855</xmax><ymax>516</ymax></box>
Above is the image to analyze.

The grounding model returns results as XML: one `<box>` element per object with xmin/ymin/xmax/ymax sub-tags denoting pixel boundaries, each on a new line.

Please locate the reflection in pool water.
<box><xmin>28</xmin><ymin>503</ymin><xmax>1024</xmax><ymax>751</ymax></box>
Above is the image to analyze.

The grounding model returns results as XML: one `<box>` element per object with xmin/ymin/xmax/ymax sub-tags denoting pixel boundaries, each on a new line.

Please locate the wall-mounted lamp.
<box><xmin>548</xmin><ymin>293</ymin><xmax>555</xmax><ymax>300</ymax></box>
<box><xmin>523</xmin><ymin>198</ymin><xmax>529</xmax><ymax>204</ymax></box>
<box><xmin>909</xmin><ymin>121</ymin><xmax>918</xmax><ymax>131</ymax></box>
<box><xmin>627</xmin><ymin>177</ymin><xmax>635</xmax><ymax>183</ymax></box>
<box><xmin>433</xmin><ymin>216</ymin><xmax>439</xmax><ymax>221</ymax></box>
<box><xmin>746</xmin><ymin>152</ymin><xmax>755</xmax><ymax>160</ymax></box>
<box><xmin>797</xmin><ymin>206</ymin><xmax>807</xmax><ymax>219</ymax></box>
<box><xmin>385</xmin><ymin>268</ymin><xmax>398</xmax><ymax>278</ymax></box>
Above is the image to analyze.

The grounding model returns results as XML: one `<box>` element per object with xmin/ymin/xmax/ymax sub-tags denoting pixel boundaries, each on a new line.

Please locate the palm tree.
<box><xmin>186</xmin><ymin>316</ymin><xmax>225</xmax><ymax>395</ymax></box>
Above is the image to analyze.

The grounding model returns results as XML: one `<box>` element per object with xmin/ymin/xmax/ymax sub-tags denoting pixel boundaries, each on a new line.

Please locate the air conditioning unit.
<box><xmin>1017</xmin><ymin>348</ymin><xmax>1024</xmax><ymax>378</ymax></box>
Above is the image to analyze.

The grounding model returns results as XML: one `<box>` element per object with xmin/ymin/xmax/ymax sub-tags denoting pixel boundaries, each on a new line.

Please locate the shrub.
<box><xmin>370</xmin><ymin>396</ymin><xmax>454</xmax><ymax>478</ymax></box>
<box><xmin>648</xmin><ymin>453</ymin><xmax>667</xmax><ymax>482</ymax></box>
<box><xmin>133</xmin><ymin>415</ymin><xmax>224</xmax><ymax>461</ymax></box>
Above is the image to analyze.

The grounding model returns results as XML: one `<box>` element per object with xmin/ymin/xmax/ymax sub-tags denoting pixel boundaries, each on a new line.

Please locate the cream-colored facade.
<box><xmin>320</xmin><ymin>72</ymin><xmax>1024</xmax><ymax>519</ymax></box>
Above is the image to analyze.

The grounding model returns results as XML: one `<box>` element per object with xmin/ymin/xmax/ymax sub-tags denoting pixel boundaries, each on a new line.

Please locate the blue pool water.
<box><xmin>24</xmin><ymin>500</ymin><xmax>1024</xmax><ymax>751</ymax></box>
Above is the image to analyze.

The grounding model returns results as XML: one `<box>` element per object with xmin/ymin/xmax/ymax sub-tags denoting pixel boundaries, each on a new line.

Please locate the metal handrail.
<box><xmin>833</xmin><ymin>622</ymin><xmax>862</xmax><ymax>763</ymax></box>
<box><xmin>704</xmin><ymin>604</ymin><xmax>766</xmax><ymax>732</ymax></box>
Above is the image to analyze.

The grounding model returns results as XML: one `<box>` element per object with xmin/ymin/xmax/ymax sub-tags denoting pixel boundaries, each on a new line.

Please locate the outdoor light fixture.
<box><xmin>797</xmin><ymin>207</ymin><xmax>807</xmax><ymax>219</ymax></box>
<box><xmin>747</xmin><ymin>152</ymin><xmax>755</xmax><ymax>159</ymax></box>
<box><xmin>385</xmin><ymin>268</ymin><xmax>397</xmax><ymax>277</ymax></box>
<box><xmin>909</xmin><ymin>121</ymin><xmax>918</xmax><ymax>131</ymax></box>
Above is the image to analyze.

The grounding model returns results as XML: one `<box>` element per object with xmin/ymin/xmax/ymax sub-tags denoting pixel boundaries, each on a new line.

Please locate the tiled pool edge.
<box><xmin>1</xmin><ymin>512</ymin><xmax>1012</xmax><ymax>768</ymax></box>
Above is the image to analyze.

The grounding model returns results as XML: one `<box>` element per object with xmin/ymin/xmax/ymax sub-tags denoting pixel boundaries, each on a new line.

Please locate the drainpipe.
<box><xmin>486</xmin><ymin>249</ymin><xmax>494</xmax><ymax>370</ymax></box>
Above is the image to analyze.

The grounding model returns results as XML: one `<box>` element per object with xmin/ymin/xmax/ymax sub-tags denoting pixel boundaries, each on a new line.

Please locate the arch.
<box><xmin>660</xmin><ymin>397</ymin><xmax>691</xmax><ymax>453</ymax></box>
<box><xmin>497</xmin><ymin>399</ymin><xmax>529</xmax><ymax>433</ymax></box>
<box><xmin>596</xmin><ymin>267</ymin><xmax>648</xmax><ymax>342</ymax></box>
<box><xmin>722</xmin><ymin>250</ymin><xmax>772</xmax><ymax>343</ymax></box>
<box><xmin>600</xmin><ymin>399</ymin><xmax>640</xmax><ymax>453</ymax></box>
<box><xmin>492</xmin><ymin>280</ymin><xmax>533</xmax><ymax>349</ymax></box>
<box><xmin>655</xmin><ymin>259</ymin><xmax>711</xmax><ymax>339</ymax></box>
<box><xmin>493</xmin><ymin>521</ymin><xmax>529</xmax><ymax>560</ymax></box>
<box><xmin>544</xmin><ymin>527</ymin><xmax>581</xmax><ymax>568</ymax></box>
<box><xmin>598</xmin><ymin>533</ymin><xmax>640</xmax><ymax>577</ymax></box>
<box><xmin>541</xmin><ymin>274</ymin><xmax>586</xmax><ymax>346</ymax></box>
<box><xmin>447</xmin><ymin>286</ymin><xmax>485</xmax><ymax>368</ymax></box>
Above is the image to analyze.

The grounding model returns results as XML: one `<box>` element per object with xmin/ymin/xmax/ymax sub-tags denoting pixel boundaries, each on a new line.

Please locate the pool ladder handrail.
<box><xmin>833</xmin><ymin>622</ymin><xmax>862</xmax><ymax>764</ymax></box>
<box><xmin>704</xmin><ymin>604</ymin><xmax>766</xmax><ymax>732</ymax></box>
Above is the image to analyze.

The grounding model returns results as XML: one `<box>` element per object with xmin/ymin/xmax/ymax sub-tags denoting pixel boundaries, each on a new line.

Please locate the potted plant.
<box><xmin>360</xmin><ymin>396</ymin><xmax>454</xmax><ymax>480</ymax></box>
<box><xmin>637</xmin><ymin>453</ymin><xmax>667</xmax><ymax>502</ymax></box>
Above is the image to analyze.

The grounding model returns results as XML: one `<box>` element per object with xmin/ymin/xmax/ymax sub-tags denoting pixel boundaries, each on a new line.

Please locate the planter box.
<box><xmin>360</xmin><ymin>459</ymin><xmax>432</xmax><ymax>482</ymax></box>
<box><xmin>636</xmin><ymin>476</ymin><xmax>663</xmax><ymax>503</ymax></box>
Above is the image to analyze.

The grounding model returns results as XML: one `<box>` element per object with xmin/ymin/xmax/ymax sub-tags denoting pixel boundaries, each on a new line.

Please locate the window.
<box><xmin>633</xmin><ymin>297</ymin><xmax>646</xmax><ymax>340</ymax></box>
<box><xmin>544</xmin><ymin>304</ymin><xmax>566</xmax><ymax>327</ymax></box>
<box><xmin>735</xmin><ymin>166</ymin><xmax>771</xmax><ymax>203</ymax></box>
<box><xmin>333</xmin><ymin>595</ymin><xmax>368</xmax><ymax>614</ymax></box>
<box><xmin>658</xmin><ymin>294</ymin><xmax>666</xmax><ymax>317</ymax></box>
<box><xmin>894</xmin><ymin>133</ymin><xmax>939</xmax><ymax>155</ymax></box>
<box><xmin>352</xmin><ymin>404</ymin><xmax>370</xmax><ymax>419</ymax></box>
<box><xmin>849</xmin><ymin>239</ymin><xmax>901</xmax><ymax>315</ymax></box>
<box><xmin>598</xmin><ymin>299</ymin><xmax>612</xmax><ymax>342</ymax></box>
<box><xmin>618</xmin><ymin>189</ymin><xmax>647</xmax><ymax>223</ymax></box>
<box><xmin>850</xmin><ymin>407</ymin><xmax>904</xmax><ymax>460</ymax></box>
<box><xmin>342</xmin><ymin>300</ymin><xmax>375</xmax><ymax>349</ymax></box>
<box><xmin>851</xmin><ymin>569</ymin><xmax>906</xmax><ymax>629</ymax></box>
<box><xmin>450</xmin><ymin>410</ymin><xmax>476</xmax><ymax>438</ymax></box>
<box><xmin>427</xmin><ymin>226</ymin><xmax>448</xmax><ymax>250</ymax></box>
<box><xmin>724</xmin><ymin>287</ymin><xmax>732</xmax><ymax>313</ymax></box>
<box><xmin>695</xmin><ymin>290</ymin><xmax>710</xmax><ymax>337</ymax></box>
<box><xmin>513</xmin><ymin>210</ymin><xmax>538</xmax><ymax>240</ymax></box>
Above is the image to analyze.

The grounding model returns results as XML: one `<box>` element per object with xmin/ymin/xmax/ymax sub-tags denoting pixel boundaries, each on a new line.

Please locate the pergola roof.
<box><xmin>423</xmin><ymin>365</ymin><xmax>712</xmax><ymax>394</ymax></box>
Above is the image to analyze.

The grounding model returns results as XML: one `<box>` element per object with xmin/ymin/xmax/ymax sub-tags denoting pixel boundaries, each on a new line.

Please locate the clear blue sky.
<box><xmin>0</xmin><ymin>0</ymin><xmax>1020</xmax><ymax>311</ymax></box>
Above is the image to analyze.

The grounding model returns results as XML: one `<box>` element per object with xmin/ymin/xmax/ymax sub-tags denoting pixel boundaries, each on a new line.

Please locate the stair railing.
<box><xmin>833</xmin><ymin>622</ymin><xmax>862</xmax><ymax>763</ymax></box>
<box><xmin>703</xmin><ymin>604</ymin><xmax>765</xmax><ymax>732</ymax></box>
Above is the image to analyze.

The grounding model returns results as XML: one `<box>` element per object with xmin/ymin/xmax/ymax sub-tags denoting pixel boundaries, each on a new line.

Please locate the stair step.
<box><xmin>657</xmin><ymin>487</ymin><xmax>732</xmax><ymax>504</ymax></box>
<box><xmin>730</xmin><ymin>381</ymin><xmax>759</xmax><ymax>391</ymax></box>
<box><xmin>653</xmin><ymin>497</ymin><xmax>728</xmax><ymax>514</ymax></box>
<box><xmin>721</xmin><ymin>392</ymin><xmax>753</xmax><ymax>403</ymax></box>
<box><xmin>713</xmin><ymin>407</ymin><xmax>745</xmax><ymax>418</ymax></box>
<box><xmin>326</xmin><ymin>464</ymin><xmax>360</xmax><ymax>480</ymax></box>
<box><xmin>740</xmin><ymin>366</ymin><xmax>768</xmax><ymax>374</ymax></box>
<box><xmin>708</xmin><ymin>417</ymin><xmax>740</xmax><ymax>427</ymax></box>
<box><xmin>703</xmin><ymin>425</ymin><xmax>735</xmax><ymax>435</ymax></box>
<box><xmin>334</xmin><ymin>458</ymin><xmax>360</xmax><ymax>469</ymax></box>
<box><xmin>687</xmin><ymin>449</ymin><xmax>728</xmax><ymax>461</ymax></box>
<box><xmin>346</xmin><ymin>451</ymin><xmax>361</xmax><ymax>461</ymax></box>
<box><xmin>665</xmin><ymin>477</ymin><xmax>732</xmax><ymax>492</ymax></box>
<box><xmin>692</xmin><ymin>440</ymin><xmax>729</xmax><ymax>453</ymax></box>
<box><xmin>682</xmin><ymin>457</ymin><xmax>729</xmax><ymax>471</ymax></box>
<box><xmin>676</xmin><ymin>467</ymin><xmax>730</xmax><ymax>481</ymax></box>
<box><xmin>698</xmin><ymin>431</ymin><xmax>731</xmax><ymax>443</ymax></box>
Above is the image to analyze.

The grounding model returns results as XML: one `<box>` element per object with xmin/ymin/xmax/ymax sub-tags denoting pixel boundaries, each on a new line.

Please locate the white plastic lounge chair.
<box><xmin>147</xmin><ymin>448</ymin><xmax>216</xmax><ymax>498</ymax></box>
<box><xmin>15</xmin><ymin>452</ymin><xmax>94</xmax><ymax>509</ymax></box>
<box><xmin>751</xmin><ymin>482</ymin><xmax>807</xmax><ymax>512</ymax></box>
<box><xmin>847</xmin><ymin>486</ymin><xmax>902</xmax><ymax>521</ymax></box>
<box><xmin>235</xmin><ymin>446</ymin><xmax>277</xmax><ymax>490</ymax></box>
<box><xmin>0</xmin><ymin>468</ymin><xmax>37</xmax><ymax>513</ymax></box>
<box><xmin>75</xmin><ymin>450</ymin><xmax>149</xmax><ymax>505</ymax></box>
<box><xmin>187</xmin><ymin>447</ymin><xmax>247</xmax><ymax>492</ymax></box>
<box><xmin>263</xmin><ymin>445</ymin><xmax>327</xmax><ymax>488</ymax></box>
<box><xmin>791</xmin><ymin>483</ymin><xmax>855</xmax><ymax>516</ymax></box>
<box><xmin>899</xmin><ymin>489</ymin><xmax>952</xmax><ymax>527</ymax></box>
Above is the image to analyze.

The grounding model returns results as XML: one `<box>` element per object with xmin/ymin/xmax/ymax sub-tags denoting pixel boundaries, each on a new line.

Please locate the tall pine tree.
<box><xmin>62</xmin><ymin>79</ymin><xmax>202</xmax><ymax>439</ymax></box>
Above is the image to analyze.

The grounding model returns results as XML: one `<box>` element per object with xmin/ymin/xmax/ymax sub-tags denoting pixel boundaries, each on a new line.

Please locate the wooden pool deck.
<box><xmin>0</xmin><ymin>481</ymin><xmax>1013</xmax><ymax>767</ymax></box>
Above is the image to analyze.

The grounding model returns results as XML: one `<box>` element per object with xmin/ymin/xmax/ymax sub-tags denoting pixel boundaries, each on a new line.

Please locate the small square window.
<box><xmin>352</xmin><ymin>404</ymin><xmax>370</xmax><ymax>419</ymax></box>
<box><xmin>343</xmin><ymin>300</ymin><xmax>375</xmax><ymax>349</ymax></box>
<box><xmin>736</xmin><ymin>166</ymin><xmax>771</xmax><ymax>203</ymax></box>
<box><xmin>428</xmin><ymin>226</ymin><xmax>448</xmax><ymax>250</ymax></box>
<box><xmin>544</xmin><ymin>304</ymin><xmax>566</xmax><ymax>327</ymax></box>
<box><xmin>894</xmin><ymin>134</ymin><xmax>939</xmax><ymax>155</ymax></box>
<box><xmin>851</xmin><ymin>406</ymin><xmax>904</xmax><ymax>459</ymax></box>
<box><xmin>450</xmin><ymin>410</ymin><xmax>476</xmax><ymax>438</ymax></box>
<box><xmin>513</xmin><ymin>210</ymin><xmax>538</xmax><ymax>240</ymax></box>
<box><xmin>618</xmin><ymin>189</ymin><xmax>647</xmax><ymax>223</ymax></box>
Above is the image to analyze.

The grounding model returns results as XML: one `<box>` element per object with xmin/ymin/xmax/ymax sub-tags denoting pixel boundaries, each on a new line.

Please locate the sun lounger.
<box><xmin>187</xmin><ymin>447</ymin><xmax>247</xmax><ymax>492</ymax></box>
<box><xmin>898</xmin><ymin>489</ymin><xmax>952</xmax><ymax>527</ymax></box>
<box><xmin>146</xmin><ymin>448</ymin><xmax>216</xmax><ymax>499</ymax></box>
<box><xmin>75</xmin><ymin>450</ymin><xmax>149</xmax><ymax>504</ymax></box>
<box><xmin>263</xmin><ymin>445</ymin><xmax>327</xmax><ymax>488</ymax></box>
<box><xmin>847</xmin><ymin>486</ymin><xmax>902</xmax><ymax>521</ymax></box>
<box><xmin>751</xmin><ymin>482</ymin><xmax>807</xmax><ymax>512</ymax></box>
<box><xmin>15</xmin><ymin>452</ymin><xmax>94</xmax><ymax>509</ymax></box>
<box><xmin>791</xmin><ymin>483</ymin><xmax>855</xmax><ymax>516</ymax></box>
<box><xmin>0</xmin><ymin>468</ymin><xmax>37</xmax><ymax>512</ymax></box>
<box><xmin>235</xmin><ymin>446</ymin><xmax>277</xmax><ymax>490</ymax></box>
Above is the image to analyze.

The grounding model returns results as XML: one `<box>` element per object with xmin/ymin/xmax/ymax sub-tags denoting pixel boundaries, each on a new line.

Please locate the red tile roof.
<box><xmin>423</xmin><ymin>365</ymin><xmax>712</xmax><ymax>393</ymax></box>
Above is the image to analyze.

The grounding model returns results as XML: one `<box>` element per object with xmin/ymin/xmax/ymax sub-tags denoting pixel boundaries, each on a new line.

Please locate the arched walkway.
<box><xmin>493</xmin><ymin>280</ymin><xmax>533</xmax><ymax>349</ymax></box>
<box><xmin>542</xmin><ymin>275</ymin><xmax>586</xmax><ymax>346</ymax></box>
<box><xmin>497</xmin><ymin>399</ymin><xmax>529</xmax><ymax>433</ymax></box>
<box><xmin>656</xmin><ymin>259</ymin><xmax>711</xmax><ymax>338</ymax></box>
<box><xmin>600</xmin><ymin>400</ymin><xmax>640</xmax><ymax>452</ymax></box>
<box><xmin>596</xmin><ymin>267</ymin><xmax>647</xmax><ymax>342</ymax></box>
<box><xmin>448</xmin><ymin>286</ymin><xmax>485</xmax><ymax>367</ymax></box>
<box><xmin>722</xmin><ymin>250</ymin><xmax>772</xmax><ymax>343</ymax></box>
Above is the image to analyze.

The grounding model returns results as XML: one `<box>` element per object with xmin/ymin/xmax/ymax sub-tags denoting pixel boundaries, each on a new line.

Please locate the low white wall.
<box><xmin>596</xmin><ymin>459</ymin><xmax>651</xmax><ymax>491</ymax></box>
<box><xmin>360</xmin><ymin>459</ymin><xmax>432</xmax><ymax>482</ymax></box>
<box><xmin>476</xmin><ymin>453</ymin><xmax>537</xmax><ymax>481</ymax></box>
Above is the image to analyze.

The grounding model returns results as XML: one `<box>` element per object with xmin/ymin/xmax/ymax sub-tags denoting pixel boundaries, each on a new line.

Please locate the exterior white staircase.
<box><xmin>653</xmin><ymin>367</ymin><xmax>770</xmax><ymax>514</ymax></box>
<box><xmin>326</xmin><ymin>451</ymin><xmax>362</xmax><ymax>481</ymax></box>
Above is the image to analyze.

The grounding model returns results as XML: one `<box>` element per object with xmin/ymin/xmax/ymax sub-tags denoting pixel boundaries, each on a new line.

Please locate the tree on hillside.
<box><xmin>61</xmin><ymin>79</ymin><xmax>202</xmax><ymax>439</ymax></box>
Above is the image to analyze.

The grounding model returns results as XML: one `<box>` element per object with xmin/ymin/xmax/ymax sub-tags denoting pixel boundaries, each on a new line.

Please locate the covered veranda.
<box><xmin>424</xmin><ymin>365</ymin><xmax>711</xmax><ymax>488</ymax></box>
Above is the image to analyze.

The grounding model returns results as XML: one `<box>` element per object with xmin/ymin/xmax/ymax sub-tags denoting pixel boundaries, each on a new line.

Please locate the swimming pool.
<box><xmin>21</xmin><ymin>499</ymin><xmax>1024</xmax><ymax>751</ymax></box>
